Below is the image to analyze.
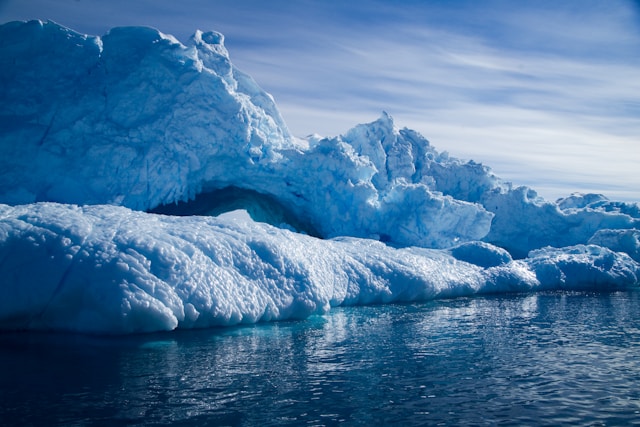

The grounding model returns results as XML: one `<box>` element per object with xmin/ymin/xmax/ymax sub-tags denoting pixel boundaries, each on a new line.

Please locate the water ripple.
<box><xmin>2</xmin><ymin>291</ymin><xmax>640</xmax><ymax>425</ymax></box>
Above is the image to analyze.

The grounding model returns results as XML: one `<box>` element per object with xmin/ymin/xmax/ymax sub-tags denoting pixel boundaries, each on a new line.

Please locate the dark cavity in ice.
<box><xmin>150</xmin><ymin>186</ymin><xmax>321</xmax><ymax>237</ymax></box>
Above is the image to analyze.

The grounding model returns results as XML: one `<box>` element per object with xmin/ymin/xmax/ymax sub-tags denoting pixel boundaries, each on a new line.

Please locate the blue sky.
<box><xmin>2</xmin><ymin>0</ymin><xmax>639</xmax><ymax>201</ymax></box>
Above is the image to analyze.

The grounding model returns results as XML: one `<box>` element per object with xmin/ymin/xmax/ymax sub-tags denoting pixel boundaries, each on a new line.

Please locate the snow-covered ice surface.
<box><xmin>0</xmin><ymin>21</ymin><xmax>639</xmax><ymax>334</ymax></box>
<box><xmin>1</xmin><ymin>203</ymin><xmax>638</xmax><ymax>334</ymax></box>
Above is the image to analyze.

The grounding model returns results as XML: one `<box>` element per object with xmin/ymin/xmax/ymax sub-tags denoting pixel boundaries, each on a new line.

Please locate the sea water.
<box><xmin>2</xmin><ymin>291</ymin><xmax>640</xmax><ymax>426</ymax></box>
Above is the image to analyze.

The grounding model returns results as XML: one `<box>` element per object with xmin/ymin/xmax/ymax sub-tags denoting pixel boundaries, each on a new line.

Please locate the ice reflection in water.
<box><xmin>2</xmin><ymin>291</ymin><xmax>640</xmax><ymax>426</ymax></box>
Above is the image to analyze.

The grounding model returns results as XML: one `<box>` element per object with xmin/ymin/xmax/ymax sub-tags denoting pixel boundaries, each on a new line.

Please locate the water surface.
<box><xmin>2</xmin><ymin>291</ymin><xmax>640</xmax><ymax>426</ymax></box>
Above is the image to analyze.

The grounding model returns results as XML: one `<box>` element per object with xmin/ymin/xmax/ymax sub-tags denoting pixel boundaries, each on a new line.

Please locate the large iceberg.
<box><xmin>0</xmin><ymin>21</ymin><xmax>638</xmax><ymax>334</ymax></box>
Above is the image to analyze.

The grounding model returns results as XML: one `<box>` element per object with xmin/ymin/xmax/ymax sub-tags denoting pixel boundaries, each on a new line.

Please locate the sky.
<box><xmin>1</xmin><ymin>0</ymin><xmax>639</xmax><ymax>202</ymax></box>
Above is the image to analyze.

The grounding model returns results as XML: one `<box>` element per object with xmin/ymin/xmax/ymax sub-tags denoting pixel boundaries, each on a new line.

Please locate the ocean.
<box><xmin>2</xmin><ymin>291</ymin><xmax>640</xmax><ymax>426</ymax></box>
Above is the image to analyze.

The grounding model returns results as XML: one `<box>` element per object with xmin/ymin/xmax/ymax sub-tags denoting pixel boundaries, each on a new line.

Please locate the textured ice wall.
<box><xmin>2</xmin><ymin>21</ymin><xmax>638</xmax><ymax>253</ymax></box>
<box><xmin>0</xmin><ymin>20</ymin><xmax>493</xmax><ymax>249</ymax></box>
<box><xmin>0</xmin><ymin>20</ymin><xmax>292</xmax><ymax>209</ymax></box>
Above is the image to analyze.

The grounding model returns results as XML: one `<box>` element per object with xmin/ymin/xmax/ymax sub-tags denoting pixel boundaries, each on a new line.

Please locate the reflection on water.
<box><xmin>2</xmin><ymin>291</ymin><xmax>640</xmax><ymax>426</ymax></box>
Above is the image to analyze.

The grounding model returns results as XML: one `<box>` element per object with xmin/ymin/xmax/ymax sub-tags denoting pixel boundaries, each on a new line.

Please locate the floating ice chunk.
<box><xmin>526</xmin><ymin>245</ymin><xmax>640</xmax><ymax>290</ymax></box>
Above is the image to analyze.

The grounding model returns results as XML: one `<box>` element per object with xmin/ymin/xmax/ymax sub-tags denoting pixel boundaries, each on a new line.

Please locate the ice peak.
<box><xmin>190</xmin><ymin>29</ymin><xmax>229</xmax><ymax>59</ymax></box>
<box><xmin>379</xmin><ymin>110</ymin><xmax>395</xmax><ymax>128</ymax></box>
<box><xmin>342</xmin><ymin>112</ymin><xmax>399</xmax><ymax>149</ymax></box>
<box><xmin>364</xmin><ymin>111</ymin><xmax>398</xmax><ymax>136</ymax></box>
<box><xmin>194</xmin><ymin>30</ymin><xmax>225</xmax><ymax>46</ymax></box>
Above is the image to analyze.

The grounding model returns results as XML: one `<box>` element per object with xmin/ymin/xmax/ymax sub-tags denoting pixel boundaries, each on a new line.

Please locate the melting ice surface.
<box><xmin>0</xmin><ymin>20</ymin><xmax>639</xmax><ymax>334</ymax></box>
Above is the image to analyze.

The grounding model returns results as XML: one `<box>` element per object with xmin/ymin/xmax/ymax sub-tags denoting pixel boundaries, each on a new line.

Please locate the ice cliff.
<box><xmin>0</xmin><ymin>21</ymin><xmax>639</xmax><ymax>334</ymax></box>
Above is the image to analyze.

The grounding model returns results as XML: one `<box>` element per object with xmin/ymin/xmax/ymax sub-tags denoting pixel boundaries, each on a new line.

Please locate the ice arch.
<box><xmin>151</xmin><ymin>186</ymin><xmax>321</xmax><ymax>237</ymax></box>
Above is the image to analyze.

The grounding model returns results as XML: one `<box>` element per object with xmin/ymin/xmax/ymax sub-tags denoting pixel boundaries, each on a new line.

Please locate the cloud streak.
<box><xmin>2</xmin><ymin>0</ymin><xmax>639</xmax><ymax>201</ymax></box>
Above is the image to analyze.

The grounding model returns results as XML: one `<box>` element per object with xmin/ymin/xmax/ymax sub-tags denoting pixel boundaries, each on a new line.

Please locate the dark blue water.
<box><xmin>2</xmin><ymin>291</ymin><xmax>640</xmax><ymax>426</ymax></box>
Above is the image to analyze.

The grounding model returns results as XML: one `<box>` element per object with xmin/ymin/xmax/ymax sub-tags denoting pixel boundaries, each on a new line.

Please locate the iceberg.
<box><xmin>1</xmin><ymin>203</ymin><xmax>637</xmax><ymax>334</ymax></box>
<box><xmin>0</xmin><ymin>21</ymin><xmax>638</xmax><ymax>334</ymax></box>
